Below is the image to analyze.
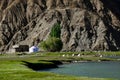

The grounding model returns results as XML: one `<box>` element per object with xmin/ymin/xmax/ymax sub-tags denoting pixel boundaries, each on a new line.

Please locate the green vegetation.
<box><xmin>0</xmin><ymin>52</ymin><xmax>117</xmax><ymax>80</ymax></box>
<box><xmin>50</xmin><ymin>23</ymin><xmax>61</xmax><ymax>38</ymax></box>
<box><xmin>40</xmin><ymin>37</ymin><xmax>63</xmax><ymax>52</ymax></box>
<box><xmin>40</xmin><ymin>23</ymin><xmax>63</xmax><ymax>52</ymax></box>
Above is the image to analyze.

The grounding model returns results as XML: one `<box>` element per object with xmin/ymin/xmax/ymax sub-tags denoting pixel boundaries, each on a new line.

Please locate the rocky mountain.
<box><xmin>0</xmin><ymin>0</ymin><xmax>120</xmax><ymax>52</ymax></box>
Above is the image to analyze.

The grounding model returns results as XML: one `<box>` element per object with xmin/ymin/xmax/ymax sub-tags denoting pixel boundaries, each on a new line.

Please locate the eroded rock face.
<box><xmin>0</xmin><ymin>0</ymin><xmax>120</xmax><ymax>52</ymax></box>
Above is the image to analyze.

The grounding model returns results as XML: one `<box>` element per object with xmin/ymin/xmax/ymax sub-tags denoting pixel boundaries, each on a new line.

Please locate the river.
<box><xmin>41</xmin><ymin>61</ymin><xmax>120</xmax><ymax>79</ymax></box>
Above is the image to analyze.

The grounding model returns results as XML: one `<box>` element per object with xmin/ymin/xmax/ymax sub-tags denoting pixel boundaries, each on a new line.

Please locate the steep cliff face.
<box><xmin>0</xmin><ymin>0</ymin><xmax>120</xmax><ymax>52</ymax></box>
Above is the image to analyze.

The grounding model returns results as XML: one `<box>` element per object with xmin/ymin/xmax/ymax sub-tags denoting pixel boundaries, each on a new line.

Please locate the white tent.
<box><xmin>29</xmin><ymin>46</ymin><xmax>39</xmax><ymax>53</ymax></box>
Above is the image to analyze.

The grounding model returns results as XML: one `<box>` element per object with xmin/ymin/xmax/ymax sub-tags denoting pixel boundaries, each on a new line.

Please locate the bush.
<box><xmin>40</xmin><ymin>37</ymin><xmax>63</xmax><ymax>52</ymax></box>
<box><xmin>40</xmin><ymin>23</ymin><xmax>63</xmax><ymax>52</ymax></box>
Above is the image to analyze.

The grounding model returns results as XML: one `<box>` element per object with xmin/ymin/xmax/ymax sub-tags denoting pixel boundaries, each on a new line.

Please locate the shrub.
<box><xmin>40</xmin><ymin>37</ymin><xmax>63</xmax><ymax>52</ymax></box>
<box><xmin>40</xmin><ymin>23</ymin><xmax>63</xmax><ymax>52</ymax></box>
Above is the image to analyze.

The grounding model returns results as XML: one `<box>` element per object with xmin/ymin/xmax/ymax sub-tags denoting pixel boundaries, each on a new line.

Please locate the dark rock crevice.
<box><xmin>100</xmin><ymin>0</ymin><xmax>120</xmax><ymax>20</ymax></box>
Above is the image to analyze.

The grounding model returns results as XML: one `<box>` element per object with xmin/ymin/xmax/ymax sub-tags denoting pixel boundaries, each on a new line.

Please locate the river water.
<box><xmin>41</xmin><ymin>61</ymin><xmax>120</xmax><ymax>79</ymax></box>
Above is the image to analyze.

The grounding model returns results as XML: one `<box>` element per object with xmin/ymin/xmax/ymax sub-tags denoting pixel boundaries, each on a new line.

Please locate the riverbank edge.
<box><xmin>22</xmin><ymin>57</ymin><xmax>120</xmax><ymax>71</ymax></box>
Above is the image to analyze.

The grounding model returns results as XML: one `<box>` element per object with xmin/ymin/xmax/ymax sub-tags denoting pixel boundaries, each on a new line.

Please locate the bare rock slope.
<box><xmin>0</xmin><ymin>0</ymin><xmax>120</xmax><ymax>52</ymax></box>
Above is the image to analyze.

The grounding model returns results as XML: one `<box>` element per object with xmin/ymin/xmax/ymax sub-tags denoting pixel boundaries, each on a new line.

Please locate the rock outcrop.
<box><xmin>0</xmin><ymin>0</ymin><xmax>120</xmax><ymax>52</ymax></box>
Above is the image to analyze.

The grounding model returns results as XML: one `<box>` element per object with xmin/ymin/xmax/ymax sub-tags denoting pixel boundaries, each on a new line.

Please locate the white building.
<box><xmin>29</xmin><ymin>46</ymin><xmax>39</xmax><ymax>53</ymax></box>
